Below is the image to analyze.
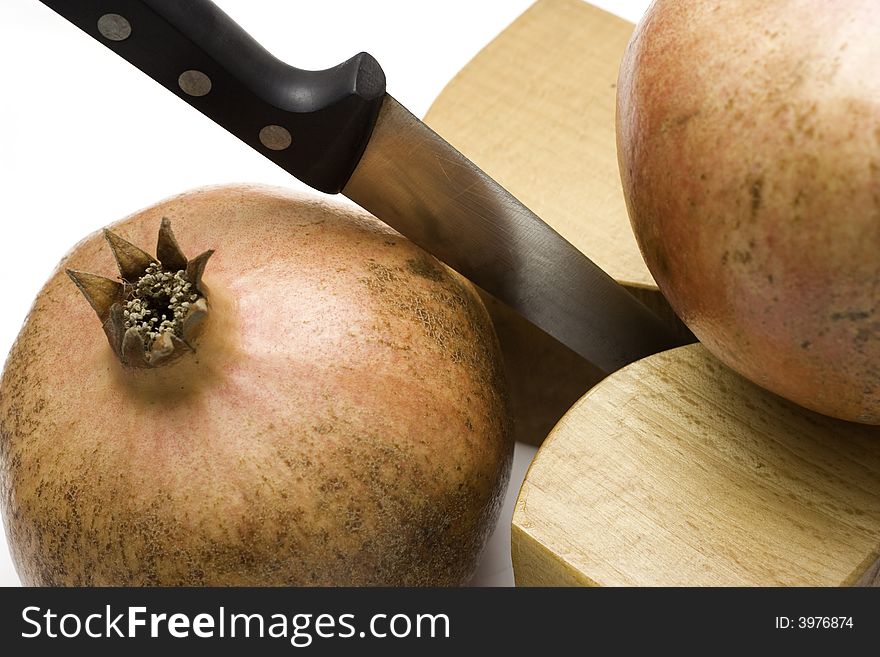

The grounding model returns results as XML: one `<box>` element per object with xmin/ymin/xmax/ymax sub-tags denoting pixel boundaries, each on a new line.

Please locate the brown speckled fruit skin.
<box><xmin>617</xmin><ymin>0</ymin><xmax>880</xmax><ymax>423</ymax></box>
<box><xmin>0</xmin><ymin>184</ymin><xmax>512</xmax><ymax>585</ymax></box>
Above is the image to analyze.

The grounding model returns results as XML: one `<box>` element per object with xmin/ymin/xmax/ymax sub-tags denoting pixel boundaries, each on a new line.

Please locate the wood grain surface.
<box><xmin>512</xmin><ymin>344</ymin><xmax>880</xmax><ymax>586</ymax></box>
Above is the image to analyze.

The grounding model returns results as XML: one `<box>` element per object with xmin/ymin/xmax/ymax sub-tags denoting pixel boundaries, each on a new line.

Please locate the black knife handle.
<box><xmin>38</xmin><ymin>0</ymin><xmax>386</xmax><ymax>193</ymax></box>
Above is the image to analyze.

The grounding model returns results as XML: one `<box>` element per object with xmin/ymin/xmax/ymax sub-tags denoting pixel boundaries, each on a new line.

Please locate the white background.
<box><xmin>0</xmin><ymin>0</ymin><xmax>653</xmax><ymax>586</ymax></box>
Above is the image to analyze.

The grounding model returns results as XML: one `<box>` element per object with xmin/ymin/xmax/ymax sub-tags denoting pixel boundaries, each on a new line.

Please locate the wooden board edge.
<box><xmin>851</xmin><ymin>552</ymin><xmax>880</xmax><ymax>587</ymax></box>
<box><xmin>511</xmin><ymin>522</ymin><xmax>597</xmax><ymax>587</ymax></box>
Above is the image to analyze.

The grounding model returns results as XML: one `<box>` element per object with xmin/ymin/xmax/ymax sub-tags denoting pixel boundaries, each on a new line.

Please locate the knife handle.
<box><xmin>38</xmin><ymin>0</ymin><xmax>386</xmax><ymax>193</ymax></box>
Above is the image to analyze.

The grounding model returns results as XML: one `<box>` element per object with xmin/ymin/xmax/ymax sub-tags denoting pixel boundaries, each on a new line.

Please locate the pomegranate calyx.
<box><xmin>65</xmin><ymin>219</ymin><xmax>212</xmax><ymax>368</ymax></box>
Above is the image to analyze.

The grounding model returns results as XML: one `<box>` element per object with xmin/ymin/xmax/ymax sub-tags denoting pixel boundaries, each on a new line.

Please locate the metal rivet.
<box><xmin>97</xmin><ymin>14</ymin><xmax>132</xmax><ymax>42</ymax></box>
<box><xmin>178</xmin><ymin>70</ymin><xmax>212</xmax><ymax>97</ymax></box>
<box><xmin>259</xmin><ymin>125</ymin><xmax>292</xmax><ymax>151</ymax></box>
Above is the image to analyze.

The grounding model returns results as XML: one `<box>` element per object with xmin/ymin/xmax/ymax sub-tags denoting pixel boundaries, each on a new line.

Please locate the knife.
<box><xmin>35</xmin><ymin>0</ymin><xmax>689</xmax><ymax>373</ymax></box>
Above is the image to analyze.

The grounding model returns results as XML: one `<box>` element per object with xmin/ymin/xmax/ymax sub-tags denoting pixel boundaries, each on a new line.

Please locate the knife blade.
<box><xmin>35</xmin><ymin>0</ymin><xmax>690</xmax><ymax>373</ymax></box>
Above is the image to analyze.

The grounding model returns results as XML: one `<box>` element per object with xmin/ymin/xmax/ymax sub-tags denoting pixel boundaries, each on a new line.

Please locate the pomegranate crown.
<box><xmin>66</xmin><ymin>218</ymin><xmax>213</xmax><ymax>368</ymax></box>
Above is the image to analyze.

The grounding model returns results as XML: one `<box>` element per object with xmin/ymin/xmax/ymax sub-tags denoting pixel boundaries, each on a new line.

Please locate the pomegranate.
<box><xmin>617</xmin><ymin>0</ymin><xmax>880</xmax><ymax>423</ymax></box>
<box><xmin>0</xmin><ymin>184</ymin><xmax>512</xmax><ymax>585</ymax></box>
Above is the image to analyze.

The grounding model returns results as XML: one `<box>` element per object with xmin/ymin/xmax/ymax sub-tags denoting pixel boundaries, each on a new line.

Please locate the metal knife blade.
<box><xmin>344</xmin><ymin>97</ymin><xmax>682</xmax><ymax>372</ymax></box>
<box><xmin>34</xmin><ymin>0</ymin><xmax>689</xmax><ymax>373</ymax></box>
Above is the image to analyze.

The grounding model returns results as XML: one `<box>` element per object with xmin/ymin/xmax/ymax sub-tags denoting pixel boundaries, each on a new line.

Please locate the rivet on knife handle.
<box><xmin>40</xmin><ymin>0</ymin><xmax>387</xmax><ymax>193</ymax></box>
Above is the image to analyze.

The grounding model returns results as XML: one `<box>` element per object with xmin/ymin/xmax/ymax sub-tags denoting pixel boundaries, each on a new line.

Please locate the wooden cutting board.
<box><xmin>513</xmin><ymin>345</ymin><xmax>880</xmax><ymax>586</ymax></box>
<box><xmin>426</xmin><ymin>0</ymin><xmax>880</xmax><ymax>585</ymax></box>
